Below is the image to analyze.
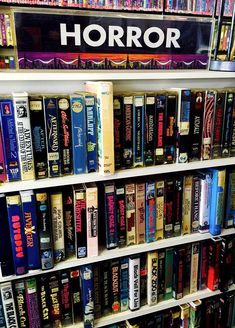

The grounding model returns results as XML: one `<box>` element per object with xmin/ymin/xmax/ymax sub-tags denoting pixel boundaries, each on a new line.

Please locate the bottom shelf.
<box><xmin>68</xmin><ymin>285</ymin><xmax>235</xmax><ymax>327</ymax></box>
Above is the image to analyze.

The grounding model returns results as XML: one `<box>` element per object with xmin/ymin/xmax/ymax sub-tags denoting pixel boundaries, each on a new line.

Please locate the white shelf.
<box><xmin>67</xmin><ymin>285</ymin><xmax>235</xmax><ymax>328</ymax></box>
<box><xmin>1</xmin><ymin>157</ymin><xmax>235</xmax><ymax>193</ymax></box>
<box><xmin>0</xmin><ymin>70</ymin><xmax>235</xmax><ymax>81</ymax></box>
<box><xmin>1</xmin><ymin>227</ymin><xmax>234</xmax><ymax>283</ymax></box>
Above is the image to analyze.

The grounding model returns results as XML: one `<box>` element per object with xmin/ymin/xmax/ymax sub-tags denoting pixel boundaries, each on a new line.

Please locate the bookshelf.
<box><xmin>0</xmin><ymin>70</ymin><xmax>235</xmax><ymax>327</ymax></box>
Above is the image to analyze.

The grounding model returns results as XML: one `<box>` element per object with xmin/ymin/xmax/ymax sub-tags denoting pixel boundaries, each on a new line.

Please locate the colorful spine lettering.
<box><xmin>48</xmin><ymin>274</ymin><xmax>62</xmax><ymax>327</ymax></box>
<box><xmin>122</xmin><ymin>96</ymin><xmax>133</xmax><ymax>169</ymax></box>
<box><xmin>113</xmin><ymin>96</ymin><xmax>123</xmax><ymax>170</ymax></box>
<box><xmin>0</xmin><ymin>194</ymin><xmax>14</xmax><ymax>277</ymax></box>
<box><xmin>230</xmin><ymin>91</ymin><xmax>235</xmax><ymax>157</ymax></box>
<box><xmin>62</xmin><ymin>188</ymin><xmax>75</xmax><ymax>257</ymax></box>
<box><xmin>173</xmin><ymin>177</ymin><xmax>183</xmax><ymax>236</ymax></box>
<box><xmin>145</xmin><ymin>181</ymin><xmax>156</xmax><ymax>243</ymax></box>
<box><xmin>50</xmin><ymin>192</ymin><xmax>65</xmax><ymax>262</ymax></box>
<box><xmin>102</xmin><ymin>261</ymin><xmax>111</xmax><ymax>315</ymax></box>
<box><xmin>0</xmin><ymin>282</ymin><xmax>18</xmax><ymax>328</ymax></box>
<box><xmin>104</xmin><ymin>182</ymin><xmax>118</xmax><ymax>249</ymax></box>
<box><xmin>14</xmin><ymin>281</ymin><xmax>29</xmax><ymax>328</ymax></box>
<box><xmin>164</xmin><ymin>179</ymin><xmax>174</xmax><ymax>238</ymax></box>
<box><xmin>177</xmin><ymin>89</ymin><xmax>191</xmax><ymax>163</ymax></box>
<box><xmin>156</xmin><ymin>180</ymin><xmax>164</xmax><ymax>240</ymax></box>
<box><xmin>135</xmin><ymin>182</ymin><xmax>145</xmax><ymax>244</ymax></box>
<box><xmin>120</xmin><ymin>257</ymin><xmax>129</xmax><ymax>312</ymax></box>
<box><xmin>0</xmin><ymin>98</ymin><xmax>20</xmax><ymax>181</ymax></box>
<box><xmin>182</xmin><ymin>175</ymin><xmax>193</xmax><ymax>235</ymax></box>
<box><xmin>189</xmin><ymin>91</ymin><xmax>205</xmax><ymax>161</ymax></box>
<box><xmin>80</xmin><ymin>265</ymin><xmax>94</xmax><ymax>328</ymax></box>
<box><xmin>155</xmin><ymin>94</ymin><xmax>166</xmax><ymax>164</ymax></box>
<box><xmin>133</xmin><ymin>95</ymin><xmax>144</xmax><ymax>167</ymax></box>
<box><xmin>58</xmin><ymin>96</ymin><xmax>73</xmax><ymax>175</ymax></box>
<box><xmin>29</xmin><ymin>96</ymin><xmax>48</xmax><ymax>179</ymax></box>
<box><xmin>173</xmin><ymin>247</ymin><xmax>184</xmax><ymax>300</ymax></box>
<box><xmin>191</xmin><ymin>176</ymin><xmax>200</xmax><ymax>233</ymax></box>
<box><xmin>6</xmin><ymin>194</ymin><xmax>28</xmax><ymax>275</ymax></box>
<box><xmin>144</xmin><ymin>95</ymin><xmax>155</xmax><ymax>166</ymax></box>
<box><xmin>86</xmin><ymin>183</ymin><xmax>98</xmax><ymax>257</ymax></box>
<box><xmin>128</xmin><ymin>256</ymin><xmax>140</xmax><ymax>311</ymax></box>
<box><xmin>202</xmin><ymin>91</ymin><xmax>216</xmax><ymax>160</ymax></box>
<box><xmin>35</xmin><ymin>192</ymin><xmax>54</xmax><ymax>270</ymax></box>
<box><xmin>25</xmin><ymin>278</ymin><xmax>41</xmax><ymax>328</ymax></box>
<box><xmin>93</xmin><ymin>264</ymin><xmax>101</xmax><ymax>319</ymax></box>
<box><xmin>209</xmin><ymin>168</ymin><xmax>226</xmax><ymax>235</ymax></box>
<box><xmin>225</xmin><ymin>169</ymin><xmax>235</xmax><ymax>228</ymax></box>
<box><xmin>85</xmin><ymin>82</ymin><xmax>114</xmax><ymax>175</ymax></box>
<box><xmin>207</xmin><ymin>237</ymin><xmax>221</xmax><ymax>291</ymax></box>
<box><xmin>222</xmin><ymin>92</ymin><xmax>234</xmax><ymax>157</ymax></box>
<box><xmin>43</xmin><ymin>97</ymin><xmax>60</xmax><ymax>177</ymax></box>
<box><xmin>116</xmin><ymin>184</ymin><xmax>126</xmax><ymax>248</ymax></box>
<box><xmin>60</xmin><ymin>271</ymin><xmax>72</xmax><ymax>326</ymax></box>
<box><xmin>13</xmin><ymin>92</ymin><xmax>35</xmax><ymax>180</ymax></box>
<box><xmin>147</xmin><ymin>251</ymin><xmax>158</xmax><ymax>306</ymax></box>
<box><xmin>198</xmin><ymin>240</ymin><xmax>208</xmax><ymax>290</ymax></box>
<box><xmin>0</xmin><ymin>126</ymin><xmax>6</xmax><ymax>182</ymax></box>
<box><xmin>38</xmin><ymin>275</ymin><xmax>51</xmax><ymax>328</ymax></box>
<box><xmin>85</xmin><ymin>94</ymin><xmax>97</xmax><ymax>173</ymax></box>
<box><xmin>211</xmin><ymin>92</ymin><xmax>225</xmax><ymax>159</ymax></box>
<box><xmin>164</xmin><ymin>93</ymin><xmax>177</xmax><ymax>163</ymax></box>
<box><xmin>125</xmin><ymin>183</ymin><xmax>136</xmax><ymax>246</ymax></box>
<box><xmin>20</xmin><ymin>190</ymin><xmax>40</xmax><ymax>270</ymax></box>
<box><xmin>110</xmin><ymin>259</ymin><xmax>120</xmax><ymax>313</ymax></box>
<box><xmin>73</xmin><ymin>185</ymin><xmax>87</xmax><ymax>258</ymax></box>
<box><xmin>70</xmin><ymin>94</ymin><xmax>87</xmax><ymax>174</ymax></box>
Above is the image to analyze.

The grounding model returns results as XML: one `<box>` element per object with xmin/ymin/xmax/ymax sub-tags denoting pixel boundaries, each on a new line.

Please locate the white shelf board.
<box><xmin>1</xmin><ymin>228</ymin><xmax>234</xmax><ymax>283</ymax></box>
<box><xmin>67</xmin><ymin>285</ymin><xmax>235</xmax><ymax>328</ymax></box>
<box><xmin>0</xmin><ymin>70</ymin><xmax>235</xmax><ymax>81</ymax></box>
<box><xmin>1</xmin><ymin>157</ymin><xmax>235</xmax><ymax>193</ymax></box>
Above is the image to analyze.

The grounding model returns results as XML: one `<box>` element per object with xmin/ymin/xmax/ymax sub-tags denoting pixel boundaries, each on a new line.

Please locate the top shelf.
<box><xmin>0</xmin><ymin>70</ymin><xmax>235</xmax><ymax>81</ymax></box>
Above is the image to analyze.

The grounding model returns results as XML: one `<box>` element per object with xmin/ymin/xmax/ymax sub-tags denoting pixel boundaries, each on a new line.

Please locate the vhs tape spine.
<box><xmin>164</xmin><ymin>247</ymin><xmax>173</xmax><ymax>300</ymax></box>
<box><xmin>155</xmin><ymin>95</ymin><xmax>166</xmax><ymax>165</ymax></box>
<box><xmin>63</xmin><ymin>188</ymin><xmax>75</xmax><ymax>257</ymax></box>
<box><xmin>183</xmin><ymin>243</ymin><xmax>191</xmax><ymax>296</ymax></box>
<box><xmin>189</xmin><ymin>91</ymin><xmax>205</xmax><ymax>161</ymax></box>
<box><xmin>191</xmin><ymin>176</ymin><xmax>200</xmax><ymax>233</ymax></box>
<box><xmin>222</xmin><ymin>92</ymin><xmax>234</xmax><ymax>157</ymax></box>
<box><xmin>6</xmin><ymin>194</ymin><xmax>28</xmax><ymax>275</ymax></box>
<box><xmin>158</xmin><ymin>250</ymin><xmax>165</xmax><ymax>302</ymax></box>
<box><xmin>116</xmin><ymin>184</ymin><xmax>126</xmax><ymax>248</ymax></box>
<box><xmin>173</xmin><ymin>177</ymin><xmax>183</xmax><ymax>236</ymax></box>
<box><xmin>73</xmin><ymin>185</ymin><xmax>87</xmax><ymax>258</ymax></box>
<box><xmin>225</xmin><ymin>169</ymin><xmax>235</xmax><ymax>228</ymax></box>
<box><xmin>164</xmin><ymin>94</ymin><xmax>177</xmax><ymax>163</ymax></box>
<box><xmin>43</xmin><ymin>97</ymin><xmax>60</xmax><ymax>177</ymax></box>
<box><xmin>104</xmin><ymin>182</ymin><xmax>118</xmax><ymax>249</ymax></box>
<box><xmin>207</xmin><ymin>237</ymin><xmax>221</xmax><ymax>291</ymax></box>
<box><xmin>198</xmin><ymin>240</ymin><xmax>208</xmax><ymax>290</ymax></box>
<box><xmin>202</xmin><ymin>91</ymin><xmax>216</xmax><ymax>160</ymax></box>
<box><xmin>135</xmin><ymin>182</ymin><xmax>145</xmax><ymax>244</ymax></box>
<box><xmin>86</xmin><ymin>183</ymin><xmax>98</xmax><ymax>257</ymax></box>
<box><xmin>123</xmin><ymin>96</ymin><xmax>133</xmax><ymax>169</ymax></box>
<box><xmin>101</xmin><ymin>261</ymin><xmax>111</xmax><ymax>316</ymax></box>
<box><xmin>70</xmin><ymin>95</ymin><xmax>87</xmax><ymax>174</ymax></box>
<box><xmin>156</xmin><ymin>180</ymin><xmax>164</xmax><ymax>240</ymax></box>
<box><xmin>50</xmin><ymin>192</ymin><xmax>65</xmax><ymax>262</ymax></box>
<box><xmin>80</xmin><ymin>265</ymin><xmax>94</xmax><ymax>328</ymax></box>
<box><xmin>0</xmin><ymin>126</ymin><xmax>6</xmax><ymax>182</ymax></box>
<box><xmin>38</xmin><ymin>275</ymin><xmax>51</xmax><ymax>328</ymax></box>
<box><xmin>145</xmin><ymin>181</ymin><xmax>156</xmax><ymax>243</ymax></box>
<box><xmin>0</xmin><ymin>282</ymin><xmax>18</xmax><ymax>328</ymax></box>
<box><xmin>35</xmin><ymin>192</ymin><xmax>54</xmax><ymax>270</ymax></box>
<box><xmin>0</xmin><ymin>99</ymin><xmax>21</xmax><ymax>181</ymax></box>
<box><xmin>147</xmin><ymin>251</ymin><xmax>158</xmax><ymax>306</ymax></box>
<box><xmin>48</xmin><ymin>274</ymin><xmax>62</xmax><ymax>327</ymax></box>
<box><xmin>140</xmin><ymin>253</ymin><xmax>147</xmax><ymax>307</ymax></box>
<box><xmin>164</xmin><ymin>179</ymin><xmax>174</xmax><ymax>238</ymax></box>
<box><xmin>14</xmin><ymin>281</ymin><xmax>29</xmax><ymax>328</ymax></box>
<box><xmin>58</xmin><ymin>96</ymin><xmax>73</xmax><ymax>175</ymax></box>
<box><xmin>211</xmin><ymin>92</ymin><xmax>225</xmax><ymax>159</ymax></box>
<box><xmin>128</xmin><ymin>256</ymin><xmax>140</xmax><ymax>311</ymax></box>
<box><xmin>198</xmin><ymin>172</ymin><xmax>211</xmax><ymax>233</ymax></box>
<box><xmin>125</xmin><ymin>183</ymin><xmax>136</xmax><ymax>246</ymax></box>
<box><xmin>111</xmin><ymin>259</ymin><xmax>120</xmax><ymax>313</ymax></box>
<box><xmin>120</xmin><ymin>257</ymin><xmax>129</xmax><ymax>312</ymax></box>
<box><xmin>85</xmin><ymin>94</ymin><xmax>97</xmax><ymax>173</ymax></box>
<box><xmin>182</xmin><ymin>175</ymin><xmax>193</xmax><ymax>235</ymax></box>
<box><xmin>20</xmin><ymin>190</ymin><xmax>40</xmax><ymax>270</ymax></box>
<box><xmin>230</xmin><ymin>92</ymin><xmax>235</xmax><ymax>157</ymax></box>
<box><xmin>93</xmin><ymin>264</ymin><xmax>101</xmax><ymax>319</ymax></box>
<box><xmin>173</xmin><ymin>247</ymin><xmax>184</xmax><ymax>300</ymax></box>
<box><xmin>85</xmin><ymin>82</ymin><xmax>114</xmax><ymax>175</ymax></box>
<box><xmin>114</xmin><ymin>96</ymin><xmax>123</xmax><ymax>170</ymax></box>
<box><xmin>13</xmin><ymin>92</ymin><xmax>35</xmax><ymax>181</ymax></box>
<box><xmin>25</xmin><ymin>277</ymin><xmax>41</xmax><ymax>328</ymax></box>
<box><xmin>29</xmin><ymin>96</ymin><xmax>48</xmax><ymax>179</ymax></box>
<box><xmin>144</xmin><ymin>95</ymin><xmax>155</xmax><ymax>166</ymax></box>
<box><xmin>60</xmin><ymin>271</ymin><xmax>72</xmax><ymax>326</ymax></box>
<box><xmin>190</xmin><ymin>242</ymin><xmax>199</xmax><ymax>294</ymax></box>
<box><xmin>70</xmin><ymin>269</ymin><xmax>82</xmax><ymax>323</ymax></box>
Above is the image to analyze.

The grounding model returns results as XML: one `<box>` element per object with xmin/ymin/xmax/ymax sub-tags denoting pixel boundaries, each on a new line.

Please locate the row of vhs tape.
<box><xmin>0</xmin><ymin>236</ymin><xmax>235</xmax><ymax>328</ymax></box>
<box><xmin>0</xmin><ymin>166</ymin><xmax>235</xmax><ymax>277</ymax></box>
